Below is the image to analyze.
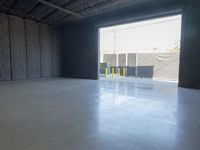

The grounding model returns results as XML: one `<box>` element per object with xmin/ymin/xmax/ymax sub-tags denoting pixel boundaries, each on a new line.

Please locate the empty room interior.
<box><xmin>0</xmin><ymin>0</ymin><xmax>200</xmax><ymax>150</ymax></box>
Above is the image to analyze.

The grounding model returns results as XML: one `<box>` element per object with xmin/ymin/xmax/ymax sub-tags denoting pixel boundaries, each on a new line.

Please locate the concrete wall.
<box><xmin>103</xmin><ymin>52</ymin><xmax>179</xmax><ymax>79</ymax></box>
<box><xmin>104</xmin><ymin>54</ymin><xmax>117</xmax><ymax>66</ymax></box>
<box><xmin>0</xmin><ymin>13</ymin><xmax>62</xmax><ymax>81</ymax></box>
<box><xmin>0</xmin><ymin>13</ymin><xmax>11</xmax><ymax>80</ymax></box>
<box><xmin>118</xmin><ymin>54</ymin><xmax>126</xmax><ymax>66</ymax></box>
<box><xmin>128</xmin><ymin>53</ymin><xmax>137</xmax><ymax>67</ymax></box>
<box><xmin>179</xmin><ymin>0</ymin><xmax>200</xmax><ymax>88</ymax></box>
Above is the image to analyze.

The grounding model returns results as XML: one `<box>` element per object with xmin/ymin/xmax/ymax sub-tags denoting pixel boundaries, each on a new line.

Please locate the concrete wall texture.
<box><xmin>103</xmin><ymin>53</ymin><xmax>180</xmax><ymax>80</ymax></box>
<box><xmin>128</xmin><ymin>53</ymin><xmax>137</xmax><ymax>67</ymax></box>
<box><xmin>0</xmin><ymin>13</ymin><xmax>62</xmax><ymax>81</ymax></box>
<box><xmin>118</xmin><ymin>54</ymin><xmax>126</xmax><ymax>66</ymax></box>
<box><xmin>103</xmin><ymin>54</ymin><xmax>117</xmax><ymax>66</ymax></box>
<box><xmin>179</xmin><ymin>0</ymin><xmax>200</xmax><ymax>88</ymax></box>
<box><xmin>61</xmin><ymin>23</ymin><xmax>98</xmax><ymax>79</ymax></box>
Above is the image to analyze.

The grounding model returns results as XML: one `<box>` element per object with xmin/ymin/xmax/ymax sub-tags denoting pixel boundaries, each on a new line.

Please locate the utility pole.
<box><xmin>135</xmin><ymin>53</ymin><xmax>138</xmax><ymax>78</ymax></box>
<box><xmin>114</xmin><ymin>27</ymin><xmax>118</xmax><ymax>71</ymax></box>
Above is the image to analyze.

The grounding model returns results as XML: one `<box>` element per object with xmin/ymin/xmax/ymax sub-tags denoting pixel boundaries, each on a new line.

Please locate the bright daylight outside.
<box><xmin>99</xmin><ymin>15</ymin><xmax>182</xmax><ymax>82</ymax></box>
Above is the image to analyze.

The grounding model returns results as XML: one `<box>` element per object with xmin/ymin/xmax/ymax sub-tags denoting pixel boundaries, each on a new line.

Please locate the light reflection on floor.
<box><xmin>0</xmin><ymin>78</ymin><xmax>200</xmax><ymax>150</ymax></box>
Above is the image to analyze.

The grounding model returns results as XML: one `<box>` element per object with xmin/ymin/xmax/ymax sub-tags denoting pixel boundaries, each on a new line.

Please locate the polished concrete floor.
<box><xmin>0</xmin><ymin>78</ymin><xmax>200</xmax><ymax>150</ymax></box>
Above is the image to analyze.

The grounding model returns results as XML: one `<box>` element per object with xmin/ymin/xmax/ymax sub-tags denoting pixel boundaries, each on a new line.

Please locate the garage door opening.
<box><xmin>99</xmin><ymin>15</ymin><xmax>182</xmax><ymax>83</ymax></box>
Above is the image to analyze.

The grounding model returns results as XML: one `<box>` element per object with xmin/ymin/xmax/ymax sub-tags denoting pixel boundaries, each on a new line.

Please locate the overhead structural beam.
<box><xmin>36</xmin><ymin>0</ymin><xmax>83</xmax><ymax>18</ymax></box>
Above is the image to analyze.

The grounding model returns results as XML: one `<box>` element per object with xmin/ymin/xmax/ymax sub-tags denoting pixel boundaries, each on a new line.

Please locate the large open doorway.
<box><xmin>99</xmin><ymin>15</ymin><xmax>182</xmax><ymax>83</ymax></box>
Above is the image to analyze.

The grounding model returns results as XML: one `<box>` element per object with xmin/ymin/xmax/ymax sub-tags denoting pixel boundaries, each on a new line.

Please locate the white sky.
<box><xmin>100</xmin><ymin>15</ymin><xmax>182</xmax><ymax>56</ymax></box>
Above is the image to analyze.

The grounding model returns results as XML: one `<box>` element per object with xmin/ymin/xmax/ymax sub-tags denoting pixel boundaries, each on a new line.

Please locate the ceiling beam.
<box><xmin>36</xmin><ymin>0</ymin><xmax>83</xmax><ymax>18</ymax></box>
<box><xmin>40</xmin><ymin>0</ymin><xmax>75</xmax><ymax>21</ymax></box>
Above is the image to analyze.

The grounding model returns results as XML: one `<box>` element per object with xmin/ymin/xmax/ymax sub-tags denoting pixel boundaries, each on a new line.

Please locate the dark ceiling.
<box><xmin>0</xmin><ymin>0</ymin><xmax>176</xmax><ymax>26</ymax></box>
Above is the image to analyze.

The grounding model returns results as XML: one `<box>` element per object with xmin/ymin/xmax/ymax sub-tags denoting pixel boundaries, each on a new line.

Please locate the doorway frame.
<box><xmin>97</xmin><ymin>12</ymin><xmax>183</xmax><ymax>82</ymax></box>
